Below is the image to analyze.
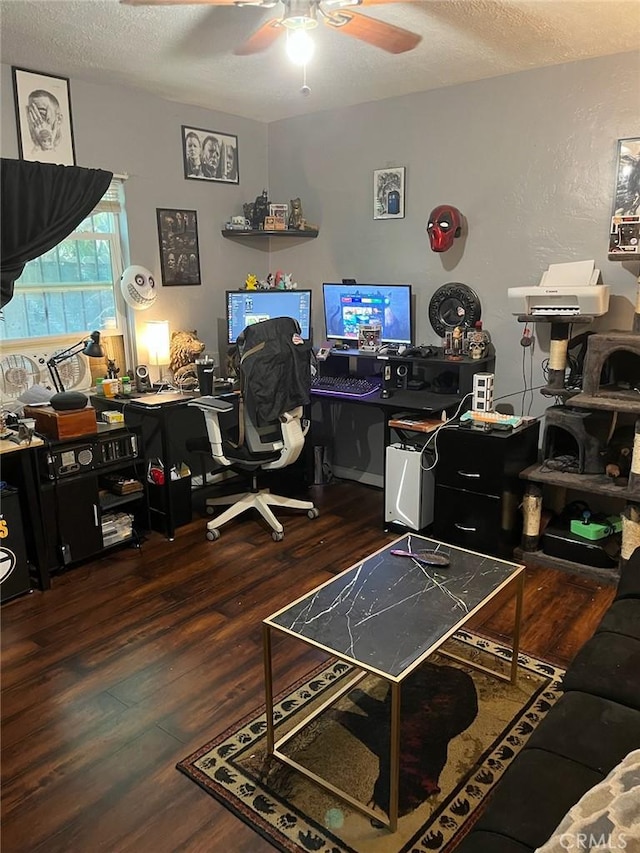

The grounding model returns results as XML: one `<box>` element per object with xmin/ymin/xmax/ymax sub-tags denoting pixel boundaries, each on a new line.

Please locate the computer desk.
<box><xmin>310</xmin><ymin>347</ymin><xmax>495</xmax><ymax>487</ymax></box>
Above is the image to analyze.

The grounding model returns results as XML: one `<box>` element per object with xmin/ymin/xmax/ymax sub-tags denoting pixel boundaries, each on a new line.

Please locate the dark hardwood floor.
<box><xmin>1</xmin><ymin>481</ymin><xmax>616</xmax><ymax>852</ymax></box>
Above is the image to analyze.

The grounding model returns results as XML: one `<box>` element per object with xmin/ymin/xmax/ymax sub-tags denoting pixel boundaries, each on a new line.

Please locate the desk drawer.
<box><xmin>433</xmin><ymin>485</ymin><xmax>502</xmax><ymax>554</ymax></box>
<box><xmin>435</xmin><ymin>435</ymin><xmax>505</xmax><ymax>494</ymax></box>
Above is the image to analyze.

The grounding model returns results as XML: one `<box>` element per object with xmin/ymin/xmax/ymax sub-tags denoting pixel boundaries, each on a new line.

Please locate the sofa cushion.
<box><xmin>615</xmin><ymin>546</ymin><xmax>640</xmax><ymax>601</ymax></box>
<box><xmin>472</xmin><ymin>749</ymin><xmax>602</xmax><ymax>850</ymax></box>
<box><xmin>451</xmin><ymin>829</ymin><xmax>534</xmax><ymax>853</ymax></box>
<box><xmin>563</xmin><ymin>632</ymin><xmax>640</xmax><ymax>711</ymax></box>
<box><xmin>596</xmin><ymin>598</ymin><xmax>640</xmax><ymax>641</ymax></box>
<box><xmin>525</xmin><ymin>691</ymin><xmax>640</xmax><ymax>774</ymax></box>
<box><xmin>535</xmin><ymin>748</ymin><xmax>640</xmax><ymax>853</ymax></box>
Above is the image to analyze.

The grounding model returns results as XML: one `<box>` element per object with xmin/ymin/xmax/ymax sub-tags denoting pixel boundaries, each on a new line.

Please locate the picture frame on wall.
<box><xmin>608</xmin><ymin>137</ymin><xmax>640</xmax><ymax>261</ymax></box>
<box><xmin>156</xmin><ymin>209</ymin><xmax>201</xmax><ymax>286</ymax></box>
<box><xmin>181</xmin><ymin>125</ymin><xmax>239</xmax><ymax>183</ymax></box>
<box><xmin>373</xmin><ymin>167</ymin><xmax>405</xmax><ymax>220</ymax></box>
<box><xmin>12</xmin><ymin>66</ymin><xmax>76</xmax><ymax>165</ymax></box>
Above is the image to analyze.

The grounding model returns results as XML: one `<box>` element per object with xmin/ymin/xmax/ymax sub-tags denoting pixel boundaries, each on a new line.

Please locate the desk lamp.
<box><xmin>145</xmin><ymin>320</ymin><xmax>171</xmax><ymax>385</ymax></box>
<box><xmin>47</xmin><ymin>331</ymin><xmax>105</xmax><ymax>393</ymax></box>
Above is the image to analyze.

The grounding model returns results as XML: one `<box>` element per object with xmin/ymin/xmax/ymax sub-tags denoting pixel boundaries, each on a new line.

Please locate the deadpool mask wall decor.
<box><xmin>426</xmin><ymin>205</ymin><xmax>462</xmax><ymax>252</ymax></box>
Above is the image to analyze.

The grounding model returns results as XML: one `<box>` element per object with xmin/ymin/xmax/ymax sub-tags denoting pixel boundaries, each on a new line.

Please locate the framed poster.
<box><xmin>12</xmin><ymin>66</ymin><xmax>76</xmax><ymax>165</ymax></box>
<box><xmin>156</xmin><ymin>209</ymin><xmax>201</xmax><ymax>286</ymax></box>
<box><xmin>181</xmin><ymin>125</ymin><xmax>239</xmax><ymax>183</ymax></box>
<box><xmin>608</xmin><ymin>137</ymin><xmax>640</xmax><ymax>260</ymax></box>
<box><xmin>373</xmin><ymin>167</ymin><xmax>405</xmax><ymax>220</ymax></box>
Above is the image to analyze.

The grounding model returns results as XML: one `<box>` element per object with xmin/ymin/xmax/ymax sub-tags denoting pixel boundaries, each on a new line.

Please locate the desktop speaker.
<box><xmin>383</xmin><ymin>361</ymin><xmax>412</xmax><ymax>392</ymax></box>
<box><xmin>134</xmin><ymin>364</ymin><xmax>152</xmax><ymax>393</ymax></box>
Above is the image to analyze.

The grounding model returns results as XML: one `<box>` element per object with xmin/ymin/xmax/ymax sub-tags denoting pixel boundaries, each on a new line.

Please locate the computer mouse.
<box><xmin>397</xmin><ymin>345</ymin><xmax>408</xmax><ymax>356</ymax></box>
<box><xmin>380</xmin><ymin>388</ymin><xmax>392</xmax><ymax>399</ymax></box>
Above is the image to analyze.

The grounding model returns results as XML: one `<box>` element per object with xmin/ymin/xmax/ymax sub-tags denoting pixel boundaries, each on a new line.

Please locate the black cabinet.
<box><xmin>35</xmin><ymin>425</ymin><xmax>147</xmax><ymax>575</ymax></box>
<box><xmin>0</xmin><ymin>487</ymin><xmax>32</xmax><ymax>603</ymax></box>
<box><xmin>433</xmin><ymin>421</ymin><xmax>540</xmax><ymax>558</ymax></box>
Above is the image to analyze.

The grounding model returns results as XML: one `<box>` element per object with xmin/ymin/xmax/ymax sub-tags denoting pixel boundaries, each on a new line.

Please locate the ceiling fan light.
<box><xmin>286</xmin><ymin>29</ymin><xmax>315</xmax><ymax>64</ymax></box>
<box><xmin>281</xmin><ymin>0</ymin><xmax>317</xmax><ymax>29</ymax></box>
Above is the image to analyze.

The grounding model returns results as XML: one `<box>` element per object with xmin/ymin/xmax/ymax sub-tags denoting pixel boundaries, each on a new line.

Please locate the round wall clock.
<box><xmin>428</xmin><ymin>283</ymin><xmax>482</xmax><ymax>338</ymax></box>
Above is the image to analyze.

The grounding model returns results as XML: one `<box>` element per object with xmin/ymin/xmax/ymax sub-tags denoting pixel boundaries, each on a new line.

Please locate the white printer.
<box><xmin>508</xmin><ymin>260</ymin><xmax>610</xmax><ymax>318</ymax></box>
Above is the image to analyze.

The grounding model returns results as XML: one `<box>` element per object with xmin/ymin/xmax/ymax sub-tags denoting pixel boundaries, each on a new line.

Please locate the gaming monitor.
<box><xmin>226</xmin><ymin>289</ymin><xmax>312</xmax><ymax>344</ymax></box>
<box><xmin>322</xmin><ymin>283</ymin><xmax>413</xmax><ymax>345</ymax></box>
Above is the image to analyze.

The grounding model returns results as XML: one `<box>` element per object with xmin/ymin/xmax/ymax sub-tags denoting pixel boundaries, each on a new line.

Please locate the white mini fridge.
<box><xmin>385</xmin><ymin>443</ymin><xmax>435</xmax><ymax>531</ymax></box>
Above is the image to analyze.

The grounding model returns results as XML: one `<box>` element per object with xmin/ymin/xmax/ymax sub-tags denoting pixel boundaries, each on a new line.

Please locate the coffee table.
<box><xmin>262</xmin><ymin>533</ymin><xmax>525</xmax><ymax>831</ymax></box>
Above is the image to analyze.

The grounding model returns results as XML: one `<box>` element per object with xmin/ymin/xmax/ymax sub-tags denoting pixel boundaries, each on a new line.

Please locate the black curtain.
<box><xmin>1</xmin><ymin>158</ymin><xmax>113</xmax><ymax>308</ymax></box>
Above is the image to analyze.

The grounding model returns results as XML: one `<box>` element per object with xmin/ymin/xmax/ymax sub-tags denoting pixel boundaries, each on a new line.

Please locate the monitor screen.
<box><xmin>322</xmin><ymin>283</ymin><xmax>413</xmax><ymax>345</ymax></box>
<box><xmin>226</xmin><ymin>289</ymin><xmax>312</xmax><ymax>344</ymax></box>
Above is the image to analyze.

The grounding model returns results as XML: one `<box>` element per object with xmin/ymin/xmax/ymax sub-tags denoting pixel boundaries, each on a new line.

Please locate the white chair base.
<box><xmin>205</xmin><ymin>488</ymin><xmax>317</xmax><ymax>540</ymax></box>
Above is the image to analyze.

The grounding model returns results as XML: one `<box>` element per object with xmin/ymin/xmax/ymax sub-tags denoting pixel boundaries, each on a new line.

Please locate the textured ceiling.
<box><xmin>1</xmin><ymin>0</ymin><xmax>639</xmax><ymax>123</ymax></box>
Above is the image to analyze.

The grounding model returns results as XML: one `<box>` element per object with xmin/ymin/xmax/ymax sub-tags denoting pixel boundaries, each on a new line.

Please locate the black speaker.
<box><xmin>135</xmin><ymin>364</ymin><xmax>152</xmax><ymax>393</ymax></box>
<box><xmin>383</xmin><ymin>360</ymin><xmax>412</xmax><ymax>391</ymax></box>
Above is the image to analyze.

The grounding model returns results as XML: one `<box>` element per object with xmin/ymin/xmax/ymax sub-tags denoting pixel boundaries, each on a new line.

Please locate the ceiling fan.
<box><xmin>122</xmin><ymin>0</ymin><xmax>422</xmax><ymax>56</ymax></box>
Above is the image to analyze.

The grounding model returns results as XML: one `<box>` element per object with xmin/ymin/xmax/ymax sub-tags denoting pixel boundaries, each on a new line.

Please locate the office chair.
<box><xmin>189</xmin><ymin>317</ymin><xmax>319</xmax><ymax>541</ymax></box>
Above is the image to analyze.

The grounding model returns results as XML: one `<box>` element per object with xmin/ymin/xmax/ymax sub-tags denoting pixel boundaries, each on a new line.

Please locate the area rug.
<box><xmin>177</xmin><ymin>632</ymin><xmax>564</xmax><ymax>853</ymax></box>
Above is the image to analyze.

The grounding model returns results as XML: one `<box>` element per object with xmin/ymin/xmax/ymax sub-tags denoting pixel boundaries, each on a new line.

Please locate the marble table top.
<box><xmin>265</xmin><ymin>534</ymin><xmax>523</xmax><ymax>680</ymax></box>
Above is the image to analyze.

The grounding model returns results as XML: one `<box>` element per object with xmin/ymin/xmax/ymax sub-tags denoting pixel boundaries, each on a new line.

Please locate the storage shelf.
<box><xmin>520</xmin><ymin>463</ymin><xmax>640</xmax><ymax>501</ymax></box>
<box><xmin>100</xmin><ymin>491</ymin><xmax>144</xmax><ymax>511</ymax></box>
<box><xmin>514</xmin><ymin>547</ymin><xmax>619</xmax><ymax>585</ymax></box>
<box><xmin>221</xmin><ymin>228</ymin><xmax>318</xmax><ymax>239</ymax></box>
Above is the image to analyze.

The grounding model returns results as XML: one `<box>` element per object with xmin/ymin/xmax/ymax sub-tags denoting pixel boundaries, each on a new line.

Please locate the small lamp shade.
<box><xmin>146</xmin><ymin>320</ymin><xmax>171</xmax><ymax>365</ymax></box>
<box><xmin>82</xmin><ymin>330</ymin><xmax>105</xmax><ymax>358</ymax></box>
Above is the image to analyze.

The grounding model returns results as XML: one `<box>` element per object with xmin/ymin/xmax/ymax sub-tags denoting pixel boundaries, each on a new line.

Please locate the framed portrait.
<box><xmin>373</xmin><ymin>167</ymin><xmax>405</xmax><ymax>220</ymax></box>
<box><xmin>12</xmin><ymin>66</ymin><xmax>76</xmax><ymax>165</ymax></box>
<box><xmin>156</xmin><ymin>209</ymin><xmax>201</xmax><ymax>286</ymax></box>
<box><xmin>608</xmin><ymin>137</ymin><xmax>640</xmax><ymax>261</ymax></box>
<box><xmin>181</xmin><ymin>125</ymin><xmax>239</xmax><ymax>184</ymax></box>
<box><xmin>269</xmin><ymin>203</ymin><xmax>288</xmax><ymax>229</ymax></box>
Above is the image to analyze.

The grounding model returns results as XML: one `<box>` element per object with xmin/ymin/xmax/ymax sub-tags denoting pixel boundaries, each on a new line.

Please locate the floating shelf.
<box><xmin>221</xmin><ymin>228</ymin><xmax>318</xmax><ymax>240</ymax></box>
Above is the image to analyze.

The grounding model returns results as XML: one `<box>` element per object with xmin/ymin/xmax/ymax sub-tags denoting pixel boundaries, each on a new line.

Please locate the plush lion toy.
<box><xmin>169</xmin><ymin>330</ymin><xmax>205</xmax><ymax>387</ymax></box>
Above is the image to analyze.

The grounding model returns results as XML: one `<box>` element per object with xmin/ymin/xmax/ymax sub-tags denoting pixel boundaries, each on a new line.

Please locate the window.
<box><xmin>0</xmin><ymin>178</ymin><xmax>128</xmax><ymax>342</ymax></box>
<box><xmin>0</xmin><ymin>178</ymin><xmax>132</xmax><ymax>400</ymax></box>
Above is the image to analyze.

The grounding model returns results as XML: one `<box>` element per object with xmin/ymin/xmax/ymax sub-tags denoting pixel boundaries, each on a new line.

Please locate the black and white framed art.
<box><xmin>181</xmin><ymin>125</ymin><xmax>239</xmax><ymax>183</ymax></box>
<box><xmin>12</xmin><ymin>66</ymin><xmax>76</xmax><ymax>165</ymax></box>
<box><xmin>156</xmin><ymin>209</ymin><xmax>201</xmax><ymax>286</ymax></box>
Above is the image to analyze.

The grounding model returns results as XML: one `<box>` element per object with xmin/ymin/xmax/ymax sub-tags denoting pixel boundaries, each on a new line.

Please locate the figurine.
<box><xmin>274</xmin><ymin>270</ymin><xmax>285</xmax><ymax>289</ymax></box>
<box><xmin>283</xmin><ymin>273</ymin><xmax>296</xmax><ymax>289</ymax></box>
<box><xmin>245</xmin><ymin>274</ymin><xmax>258</xmax><ymax>290</ymax></box>
<box><xmin>288</xmin><ymin>197</ymin><xmax>304</xmax><ymax>230</ymax></box>
<box><xmin>253</xmin><ymin>190</ymin><xmax>270</xmax><ymax>230</ymax></box>
<box><xmin>243</xmin><ymin>202</ymin><xmax>255</xmax><ymax>226</ymax></box>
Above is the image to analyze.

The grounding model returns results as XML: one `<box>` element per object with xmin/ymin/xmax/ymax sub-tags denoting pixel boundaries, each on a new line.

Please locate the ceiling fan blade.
<box><xmin>234</xmin><ymin>18</ymin><xmax>284</xmax><ymax>54</ymax></box>
<box><xmin>324</xmin><ymin>9</ymin><xmax>421</xmax><ymax>53</ymax></box>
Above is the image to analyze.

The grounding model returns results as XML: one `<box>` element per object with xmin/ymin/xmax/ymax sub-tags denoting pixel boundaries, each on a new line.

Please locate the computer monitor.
<box><xmin>322</xmin><ymin>283</ymin><xmax>413</xmax><ymax>346</ymax></box>
<box><xmin>226</xmin><ymin>289</ymin><xmax>312</xmax><ymax>344</ymax></box>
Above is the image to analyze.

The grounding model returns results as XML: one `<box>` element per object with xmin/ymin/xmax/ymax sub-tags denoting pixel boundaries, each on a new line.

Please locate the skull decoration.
<box><xmin>468</xmin><ymin>330</ymin><xmax>487</xmax><ymax>359</ymax></box>
<box><xmin>426</xmin><ymin>205</ymin><xmax>462</xmax><ymax>253</ymax></box>
<box><xmin>120</xmin><ymin>265</ymin><xmax>157</xmax><ymax>310</ymax></box>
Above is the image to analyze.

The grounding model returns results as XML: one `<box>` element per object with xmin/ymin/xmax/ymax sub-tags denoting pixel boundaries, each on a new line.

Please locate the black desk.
<box><xmin>310</xmin><ymin>348</ymin><xmax>494</xmax><ymax>487</ymax></box>
<box><xmin>91</xmin><ymin>391</ymin><xmax>201</xmax><ymax>539</ymax></box>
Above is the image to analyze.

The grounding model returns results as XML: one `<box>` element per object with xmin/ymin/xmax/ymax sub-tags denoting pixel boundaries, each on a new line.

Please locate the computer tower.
<box><xmin>385</xmin><ymin>443</ymin><xmax>434</xmax><ymax>531</ymax></box>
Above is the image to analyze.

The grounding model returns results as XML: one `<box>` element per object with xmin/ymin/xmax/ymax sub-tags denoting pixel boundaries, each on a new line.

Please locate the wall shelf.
<box><xmin>221</xmin><ymin>228</ymin><xmax>318</xmax><ymax>240</ymax></box>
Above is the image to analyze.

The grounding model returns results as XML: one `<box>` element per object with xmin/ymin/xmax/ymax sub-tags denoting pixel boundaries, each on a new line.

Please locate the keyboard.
<box><xmin>311</xmin><ymin>375</ymin><xmax>380</xmax><ymax>397</ymax></box>
<box><xmin>460</xmin><ymin>410</ymin><xmax>523</xmax><ymax>428</ymax></box>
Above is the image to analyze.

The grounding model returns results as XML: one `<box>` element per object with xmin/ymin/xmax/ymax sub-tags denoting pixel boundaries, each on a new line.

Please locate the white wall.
<box><xmin>267</xmin><ymin>50</ymin><xmax>640</xmax><ymax>417</ymax></box>
<box><xmin>2</xmin><ymin>51</ymin><xmax>639</xmax><ymax>415</ymax></box>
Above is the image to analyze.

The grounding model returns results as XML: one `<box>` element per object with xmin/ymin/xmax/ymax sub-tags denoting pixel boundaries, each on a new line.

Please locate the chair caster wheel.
<box><xmin>307</xmin><ymin>508</ymin><xmax>319</xmax><ymax>519</ymax></box>
<box><xmin>206</xmin><ymin>529</ymin><xmax>221</xmax><ymax>541</ymax></box>
<box><xmin>272</xmin><ymin>530</ymin><xmax>284</xmax><ymax>542</ymax></box>
<box><xmin>206</xmin><ymin>506</ymin><xmax>215</xmax><ymax>516</ymax></box>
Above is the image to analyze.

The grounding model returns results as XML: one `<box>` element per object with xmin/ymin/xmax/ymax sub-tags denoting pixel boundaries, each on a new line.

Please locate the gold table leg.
<box><xmin>511</xmin><ymin>570</ymin><xmax>525</xmax><ymax>684</ymax></box>
<box><xmin>263</xmin><ymin>623</ymin><xmax>274</xmax><ymax>755</ymax></box>
<box><xmin>389</xmin><ymin>681</ymin><xmax>401</xmax><ymax>832</ymax></box>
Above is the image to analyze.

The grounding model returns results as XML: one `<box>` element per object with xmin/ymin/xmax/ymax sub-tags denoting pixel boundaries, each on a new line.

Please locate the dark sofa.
<box><xmin>456</xmin><ymin>547</ymin><xmax>640</xmax><ymax>853</ymax></box>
